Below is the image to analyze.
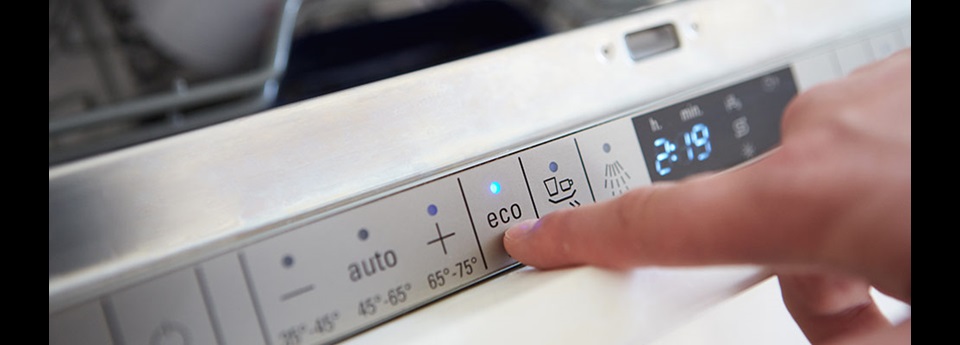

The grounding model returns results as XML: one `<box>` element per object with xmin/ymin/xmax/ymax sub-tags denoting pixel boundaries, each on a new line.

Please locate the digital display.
<box><xmin>633</xmin><ymin>68</ymin><xmax>797</xmax><ymax>182</ymax></box>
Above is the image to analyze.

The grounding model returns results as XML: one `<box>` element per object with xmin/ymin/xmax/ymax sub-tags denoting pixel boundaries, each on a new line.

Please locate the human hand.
<box><xmin>503</xmin><ymin>49</ymin><xmax>911</xmax><ymax>344</ymax></box>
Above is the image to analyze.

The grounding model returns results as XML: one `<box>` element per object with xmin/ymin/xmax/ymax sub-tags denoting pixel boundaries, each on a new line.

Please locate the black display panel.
<box><xmin>633</xmin><ymin>68</ymin><xmax>797</xmax><ymax>182</ymax></box>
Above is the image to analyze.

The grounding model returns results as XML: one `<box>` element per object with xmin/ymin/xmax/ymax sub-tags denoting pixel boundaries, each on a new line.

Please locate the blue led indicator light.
<box><xmin>490</xmin><ymin>181</ymin><xmax>502</xmax><ymax>194</ymax></box>
<box><xmin>548</xmin><ymin>161</ymin><xmax>558</xmax><ymax>173</ymax></box>
<box><xmin>427</xmin><ymin>204</ymin><xmax>438</xmax><ymax>216</ymax></box>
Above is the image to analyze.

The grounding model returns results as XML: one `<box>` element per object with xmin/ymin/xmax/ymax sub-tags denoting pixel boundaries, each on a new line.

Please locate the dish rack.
<box><xmin>48</xmin><ymin>0</ymin><xmax>667</xmax><ymax>166</ymax></box>
<box><xmin>48</xmin><ymin>0</ymin><xmax>301</xmax><ymax>165</ymax></box>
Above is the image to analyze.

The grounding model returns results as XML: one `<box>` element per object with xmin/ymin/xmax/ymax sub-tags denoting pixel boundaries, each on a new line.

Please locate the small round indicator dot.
<box><xmin>549</xmin><ymin>161</ymin><xmax>558</xmax><ymax>173</ymax></box>
<box><xmin>358</xmin><ymin>228</ymin><xmax>369</xmax><ymax>241</ymax></box>
<box><xmin>427</xmin><ymin>204</ymin><xmax>438</xmax><ymax>216</ymax></box>
<box><xmin>490</xmin><ymin>181</ymin><xmax>501</xmax><ymax>194</ymax></box>
<box><xmin>282</xmin><ymin>255</ymin><xmax>294</xmax><ymax>268</ymax></box>
<box><xmin>603</xmin><ymin>143</ymin><xmax>611</xmax><ymax>153</ymax></box>
<box><xmin>597</xmin><ymin>43</ymin><xmax>614</xmax><ymax>63</ymax></box>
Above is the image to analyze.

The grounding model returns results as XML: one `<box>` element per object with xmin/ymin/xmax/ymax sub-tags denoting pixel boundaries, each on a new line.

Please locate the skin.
<box><xmin>503</xmin><ymin>49</ymin><xmax>911</xmax><ymax>345</ymax></box>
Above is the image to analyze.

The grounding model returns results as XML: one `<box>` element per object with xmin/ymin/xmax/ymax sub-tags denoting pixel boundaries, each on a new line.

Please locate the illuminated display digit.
<box><xmin>691</xmin><ymin>123</ymin><xmax>711</xmax><ymax>161</ymax></box>
<box><xmin>654</xmin><ymin>138</ymin><xmax>673</xmax><ymax>176</ymax></box>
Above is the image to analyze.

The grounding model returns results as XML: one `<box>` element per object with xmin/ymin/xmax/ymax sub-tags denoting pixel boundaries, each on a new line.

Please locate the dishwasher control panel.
<box><xmin>239</xmin><ymin>68</ymin><xmax>796</xmax><ymax>345</ymax></box>
<box><xmin>59</xmin><ymin>68</ymin><xmax>797</xmax><ymax>345</ymax></box>
<box><xmin>50</xmin><ymin>12</ymin><xmax>911</xmax><ymax>344</ymax></box>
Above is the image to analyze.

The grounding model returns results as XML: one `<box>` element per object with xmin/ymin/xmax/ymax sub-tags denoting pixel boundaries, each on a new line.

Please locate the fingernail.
<box><xmin>505</xmin><ymin>218</ymin><xmax>540</xmax><ymax>240</ymax></box>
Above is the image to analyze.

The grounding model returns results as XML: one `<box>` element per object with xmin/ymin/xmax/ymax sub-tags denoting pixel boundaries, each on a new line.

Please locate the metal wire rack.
<box><xmin>48</xmin><ymin>0</ymin><xmax>302</xmax><ymax>165</ymax></box>
<box><xmin>48</xmin><ymin>0</ymin><xmax>667</xmax><ymax>166</ymax></box>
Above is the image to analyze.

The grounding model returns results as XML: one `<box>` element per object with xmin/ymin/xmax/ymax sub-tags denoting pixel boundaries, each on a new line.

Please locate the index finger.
<box><xmin>502</xmin><ymin>149</ymin><xmax>828</xmax><ymax>270</ymax></box>
<box><xmin>503</xmin><ymin>141</ymin><xmax>909</xmax><ymax>302</ymax></box>
<box><xmin>503</xmin><ymin>51</ymin><xmax>912</xmax><ymax>304</ymax></box>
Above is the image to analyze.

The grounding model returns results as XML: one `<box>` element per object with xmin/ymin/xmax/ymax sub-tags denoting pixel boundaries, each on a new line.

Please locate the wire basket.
<box><xmin>49</xmin><ymin>0</ymin><xmax>301</xmax><ymax>165</ymax></box>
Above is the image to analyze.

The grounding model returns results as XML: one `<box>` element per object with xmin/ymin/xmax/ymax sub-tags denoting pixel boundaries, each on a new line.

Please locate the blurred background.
<box><xmin>48</xmin><ymin>0</ymin><xmax>675</xmax><ymax>166</ymax></box>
